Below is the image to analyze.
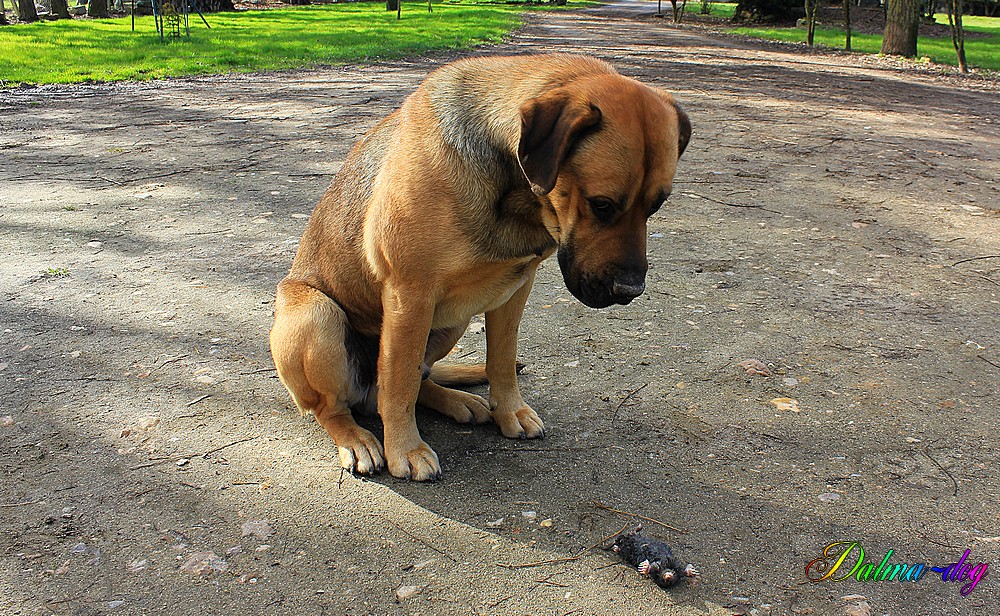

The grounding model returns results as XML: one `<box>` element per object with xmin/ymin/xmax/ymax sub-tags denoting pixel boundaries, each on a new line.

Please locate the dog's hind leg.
<box><xmin>270</xmin><ymin>280</ymin><xmax>385</xmax><ymax>475</ymax></box>
<box><xmin>418</xmin><ymin>325</ymin><xmax>491</xmax><ymax>425</ymax></box>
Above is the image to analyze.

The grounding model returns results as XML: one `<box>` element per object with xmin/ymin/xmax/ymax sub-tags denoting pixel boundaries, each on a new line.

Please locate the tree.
<box><xmin>670</xmin><ymin>0</ymin><xmax>689</xmax><ymax>22</ymax></box>
<box><xmin>948</xmin><ymin>0</ymin><xmax>969</xmax><ymax>72</ymax></box>
<box><xmin>844</xmin><ymin>0</ymin><xmax>852</xmax><ymax>51</ymax></box>
<box><xmin>804</xmin><ymin>0</ymin><xmax>818</xmax><ymax>46</ymax></box>
<box><xmin>52</xmin><ymin>0</ymin><xmax>71</xmax><ymax>19</ymax></box>
<box><xmin>16</xmin><ymin>0</ymin><xmax>39</xmax><ymax>22</ymax></box>
<box><xmin>88</xmin><ymin>0</ymin><xmax>110</xmax><ymax>18</ymax></box>
<box><xmin>0</xmin><ymin>0</ymin><xmax>8</xmax><ymax>25</ymax></box>
<box><xmin>881</xmin><ymin>0</ymin><xmax>920</xmax><ymax>57</ymax></box>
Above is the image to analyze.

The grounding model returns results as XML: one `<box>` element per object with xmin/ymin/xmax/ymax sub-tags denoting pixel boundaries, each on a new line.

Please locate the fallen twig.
<box><xmin>186</xmin><ymin>394</ymin><xmax>211</xmax><ymax>407</ymax></box>
<box><xmin>591</xmin><ymin>501</ymin><xmax>685</xmax><ymax>534</ymax></box>
<box><xmin>0</xmin><ymin>501</ymin><xmax>37</xmax><ymax>508</ymax></box>
<box><xmin>496</xmin><ymin>521</ymin><xmax>631</xmax><ymax>570</ymax></box>
<box><xmin>977</xmin><ymin>355</ymin><xmax>1000</xmax><ymax>370</ymax></box>
<box><xmin>952</xmin><ymin>254</ymin><xmax>1000</xmax><ymax>266</ymax></box>
<box><xmin>130</xmin><ymin>436</ymin><xmax>257</xmax><ymax>470</ymax></box>
<box><xmin>147</xmin><ymin>354</ymin><xmax>188</xmax><ymax>375</ymax></box>
<box><xmin>240</xmin><ymin>367</ymin><xmax>277</xmax><ymax>375</ymax></box>
<box><xmin>923</xmin><ymin>449</ymin><xmax>958</xmax><ymax>497</ymax></box>
<box><xmin>917</xmin><ymin>530</ymin><xmax>965</xmax><ymax>550</ymax></box>
<box><xmin>533</xmin><ymin>573</ymin><xmax>570</xmax><ymax>588</ymax></box>
<box><xmin>611</xmin><ymin>383</ymin><xmax>649</xmax><ymax>422</ymax></box>
<box><xmin>184</xmin><ymin>228</ymin><xmax>234</xmax><ymax>236</ymax></box>
<box><xmin>684</xmin><ymin>191</ymin><xmax>781</xmax><ymax>214</ymax></box>
<box><xmin>377</xmin><ymin>515</ymin><xmax>457</xmax><ymax>562</ymax></box>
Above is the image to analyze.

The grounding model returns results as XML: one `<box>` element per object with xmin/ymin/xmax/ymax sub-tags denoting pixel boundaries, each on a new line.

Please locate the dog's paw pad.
<box><xmin>336</xmin><ymin>430</ymin><xmax>385</xmax><ymax>475</ymax></box>
<box><xmin>494</xmin><ymin>405</ymin><xmax>544</xmax><ymax>439</ymax></box>
<box><xmin>388</xmin><ymin>441</ymin><xmax>441</xmax><ymax>482</ymax></box>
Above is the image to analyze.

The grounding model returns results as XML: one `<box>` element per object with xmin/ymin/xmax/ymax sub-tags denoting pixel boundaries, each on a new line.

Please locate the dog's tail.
<box><xmin>428</xmin><ymin>364</ymin><xmax>488</xmax><ymax>386</ymax></box>
<box><xmin>428</xmin><ymin>362</ymin><xmax>525</xmax><ymax>387</ymax></box>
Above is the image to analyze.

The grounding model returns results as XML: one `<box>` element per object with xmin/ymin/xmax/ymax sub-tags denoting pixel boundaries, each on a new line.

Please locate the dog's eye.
<box><xmin>588</xmin><ymin>197</ymin><xmax>617</xmax><ymax>222</ymax></box>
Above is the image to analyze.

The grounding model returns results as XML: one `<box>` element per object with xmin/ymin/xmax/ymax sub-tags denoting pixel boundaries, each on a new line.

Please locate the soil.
<box><xmin>1</xmin><ymin>1</ymin><xmax>998</xmax><ymax>615</ymax></box>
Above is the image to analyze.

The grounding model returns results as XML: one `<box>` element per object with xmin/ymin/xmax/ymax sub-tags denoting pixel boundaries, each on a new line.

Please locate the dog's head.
<box><xmin>518</xmin><ymin>76</ymin><xmax>690</xmax><ymax>308</ymax></box>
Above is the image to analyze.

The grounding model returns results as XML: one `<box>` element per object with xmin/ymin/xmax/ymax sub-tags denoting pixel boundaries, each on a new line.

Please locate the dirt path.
<box><xmin>1</xmin><ymin>2</ymin><xmax>998</xmax><ymax>614</ymax></box>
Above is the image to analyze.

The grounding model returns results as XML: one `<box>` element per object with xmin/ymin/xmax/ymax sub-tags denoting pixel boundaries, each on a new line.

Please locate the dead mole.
<box><xmin>612</xmin><ymin>525</ymin><xmax>700</xmax><ymax>589</ymax></box>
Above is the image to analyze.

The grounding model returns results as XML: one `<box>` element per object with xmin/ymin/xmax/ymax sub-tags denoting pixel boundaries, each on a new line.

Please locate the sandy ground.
<box><xmin>1</xmin><ymin>1</ymin><xmax>998</xmax><ymax>614</ymax></box>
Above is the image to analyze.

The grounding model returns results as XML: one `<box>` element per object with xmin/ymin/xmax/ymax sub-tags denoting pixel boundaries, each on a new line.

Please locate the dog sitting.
<box><xmin>270</xmin><ymin>54</ymin><xmax>690</xmax><ymax>481</ymax></box>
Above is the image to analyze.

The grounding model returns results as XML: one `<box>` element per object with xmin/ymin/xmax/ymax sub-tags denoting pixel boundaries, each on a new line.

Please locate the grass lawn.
<box><xmin>0</xmin><ymin>1</ymin><xmax>580</xmax><ymax>86</ymax></box>
<box><xmin>728</xmin><ymin>10</ymin><xmax>1000</xmax><ymax>71</ymax></box>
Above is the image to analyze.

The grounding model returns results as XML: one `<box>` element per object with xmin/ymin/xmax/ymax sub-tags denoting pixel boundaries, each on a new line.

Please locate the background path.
<box><xmin>1</xmin><ymin>2</ymin><xmax>998</xmax><ymax>614</ymax></box>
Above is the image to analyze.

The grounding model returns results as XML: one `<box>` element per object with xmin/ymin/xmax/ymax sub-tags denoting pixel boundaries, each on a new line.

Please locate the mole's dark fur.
<box><xmin>612</xmin><ymin>525</ymin><xmax>700</xmax><ymax>589</ymax></box>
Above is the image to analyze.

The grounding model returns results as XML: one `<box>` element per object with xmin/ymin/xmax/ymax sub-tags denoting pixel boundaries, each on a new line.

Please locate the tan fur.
<box><xmin>270</xmin><ymin>54</ymin><xmax>690</xmax><ymax>481</ymax></box>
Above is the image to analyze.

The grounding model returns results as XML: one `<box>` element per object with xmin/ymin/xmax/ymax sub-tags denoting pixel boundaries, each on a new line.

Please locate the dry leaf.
<box><xmin>180</xmin><ymin>551</ymin><xmax>227</xmax><ymax>575</ymax></box>
<box><xmin>738</xmin><ymin>359</ymin><xmax>773</xmax><ymax>377</ymax></box>
<box><xmin>843</xmin><ymin>597</ymin><xmax>872</xmax><ymax>616</ymax></box>
<box><xmin>770</xmin><ymin>397</ymin><xmax>800</xmax><ymax>412</ymax></box>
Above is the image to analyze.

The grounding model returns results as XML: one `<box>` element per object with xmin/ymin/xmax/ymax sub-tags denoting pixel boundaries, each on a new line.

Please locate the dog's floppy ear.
<box><xmin>518</xmin><ymin>93</ymin><xmax>601</xmax><ymax>195</ymax></box>
<box><xmin>674</xmin><ymin>103</ymin><xmax>691</xmax><ymax>159</ymax></box>
<box><xmin>654</xmin><ymin>89</ymin><xmax>691</xmax><ymax>160</ymax></box>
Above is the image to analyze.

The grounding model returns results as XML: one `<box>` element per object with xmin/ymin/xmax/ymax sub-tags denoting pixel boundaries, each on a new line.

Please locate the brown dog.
<box><xmin>270</xmin><ymin>54</ymin><xmax>690</xmax><ymax>481</ymax></box>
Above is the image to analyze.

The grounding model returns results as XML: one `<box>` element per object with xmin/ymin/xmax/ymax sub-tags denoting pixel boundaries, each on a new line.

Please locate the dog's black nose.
<box><xmin>610</xmin><ymin>272</ymin><xmax>645</xmax><ymax>304</ymax></box>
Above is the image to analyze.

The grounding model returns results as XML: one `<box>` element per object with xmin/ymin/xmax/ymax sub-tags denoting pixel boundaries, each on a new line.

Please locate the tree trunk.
<box><xmin>881</xmin><ymin>0</ymin><xmax>920</xmax><ymax>57</ymax></box>
<box><xmin>1</xmin><ymin>0</ymin><xmax>9</xmax><ymax>25</ymax></box>
<box><xmin>88</xmin><ymin>0</ymin><xmax>109</xmax><ymax>17</ymax></box>
<box><xmin>52</xmin><ymin>0</ymin><xmax>70</xmax><ymax>18</ymax></box>
<box><xmin>844</xmin><ymin>0</ymin><xmax>852</xmax><ymax>51</ymax></box>
<box><xmin>17</xmin><ymin>0</ymin><xmax>39</xmax><ymax>22</ymax></box>
<box><xmin>386</xmin><ymin>0</ymin><xmax>398</xmax><ymax>10</ymax></box>
<box><xmin>804</xmin><ymin>0</ymin><xmax>817</xmax><ymax>46</ymax></box>
<box><xmin>948</xmin><ymin>0</ymin><xmax>969</xmax><ymax>73</ymax></box>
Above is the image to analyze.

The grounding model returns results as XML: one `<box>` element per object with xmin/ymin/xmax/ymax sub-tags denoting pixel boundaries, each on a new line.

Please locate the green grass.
<box><xmin>0</xmin><ymin>1</ymin><xmax>577</xmax><ymax>86</ymax></box>
<box><xmin>702</xmin><ymin>1</ymin><xmax>736</xmax><ymax>19</ymax></box>
<box><xmin>729</xmin><ymin>12</ymin><xmax>1000</xmax><ymax>71</ymax></box>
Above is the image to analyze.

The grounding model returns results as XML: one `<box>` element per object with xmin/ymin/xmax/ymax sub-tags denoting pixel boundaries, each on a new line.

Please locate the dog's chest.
<box><xmin>432</xmin><ymin>257</ymin><xmax>540</xmax><ymax>328</ymax></box>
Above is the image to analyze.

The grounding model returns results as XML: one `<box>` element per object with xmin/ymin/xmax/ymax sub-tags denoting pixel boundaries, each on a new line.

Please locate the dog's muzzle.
<box><xmin>610</xmin><ymin>274</ymin><xmax>646</xmax><ymax>305</ymax></box>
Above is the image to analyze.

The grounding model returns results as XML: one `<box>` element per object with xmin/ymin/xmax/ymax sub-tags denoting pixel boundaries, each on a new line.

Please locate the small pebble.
<box><xmin>396</xmin><ymin>585</ymin><xmax>420</xmax><ymax>600</ymax></box>
<box><xmin>241</xmin><ymin>519</ymin><xmax>274</xmax><ymax>540</ymax></box>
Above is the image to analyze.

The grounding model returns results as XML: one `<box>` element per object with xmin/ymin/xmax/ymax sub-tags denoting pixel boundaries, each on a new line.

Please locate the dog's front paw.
<box><xmin>335</xmin><ymin>427</ymin><xmax>385</xmax><ymax>475</ymax></box>
<box><xmin>492</xmin><ymin>405</ymin><xmax>545</xmax><ymax>439</ymax></box>
<box><xmin>386</xmin><ymin>440</ymin><xmax>442</xmax><ymax>481</ymax></box>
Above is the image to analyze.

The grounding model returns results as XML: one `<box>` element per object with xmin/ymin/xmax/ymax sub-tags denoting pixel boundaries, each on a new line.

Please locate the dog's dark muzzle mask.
<box><xmin>558</xmin><ymin>246</ymin><xmax>647</xmax><ymax>309</ymax></box>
